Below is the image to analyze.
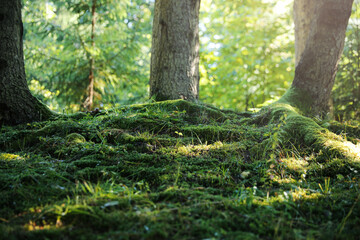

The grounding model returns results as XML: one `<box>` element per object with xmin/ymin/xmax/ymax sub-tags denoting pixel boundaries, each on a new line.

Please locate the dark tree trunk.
<box><xmin>0</xmin><ymin>0</ymin><xmax>54</xmax><ymax>126</ymax></box>
<box><xmin>284</xmin><ymin>0</ymin><xmax>354</xmax><ymax>116</ymax></box>
<box><xmin>150</xmin><ymin>0</ymin><xmax>201</xmax><ymax>101</ymax></box>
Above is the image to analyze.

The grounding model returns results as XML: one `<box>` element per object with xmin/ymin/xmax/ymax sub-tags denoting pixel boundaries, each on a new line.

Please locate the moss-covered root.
<box><xmin>115</xmin><ymin>100</ymin><xmax>228</xmax><ymax>123</ymax></box>
<box><xmin>268</xmin><ymin>103</ymin><xmax>360</xmax><ymax>162</ymax></box>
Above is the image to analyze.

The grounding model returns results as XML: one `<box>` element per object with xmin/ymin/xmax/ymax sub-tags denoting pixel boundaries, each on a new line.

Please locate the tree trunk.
<box><xmin>0</xmin><ymin>0</ymin><xmax>54</xmax><ymax>126</ymax></box>
<box><xmin>84</xmin><ymin>0</ymin><xmax>97</xmax><ymax>111</ymax></box>
<box><xmin>293</xmin><ymin>0</ymin><xmax>317</xmax><ymax>66</ymax></box>
<box><xmin>283</xmin><ymin>0</ymin><xmax>354</xmax><ymax>116</ymax></box>
<box><xmin>150</xmin><ymin>0</ymin><xmax>200</xmax><ymax>101</ymax></box>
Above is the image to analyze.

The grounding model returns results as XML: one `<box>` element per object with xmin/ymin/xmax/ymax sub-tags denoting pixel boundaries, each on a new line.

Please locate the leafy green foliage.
<box><xmin>333</xmin><ymin>2</ymin><xmax>360</xmax><ymax>120</ymax></box>
<box><xmin>23</xmin><ymin>0</ymin><xmax>359</xmax><ymax>120</ymax></box>
<box><xmin>23</xmin><ymin>0</ymin><xmax>153</xmax><ymax>112</ymax></box>
<box><xmin>199</xmin><ymin>0</ymin><xmax>294</xmax><ymax>111</ymax></box>
<box><xmin>23</xmin><ymin>0</ymin><xmax>296</xmax><ymax>113</ymax></box>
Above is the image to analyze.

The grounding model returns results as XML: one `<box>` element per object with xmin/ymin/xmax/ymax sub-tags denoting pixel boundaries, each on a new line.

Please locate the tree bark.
<box><xmin>286</xmin><ymin>0</ymin><xmax>354</xmax><ymax>116</ymax></box>
<box><xmin>0</xmin><ymin>0</ymin><xmax>54</xmax><ymax>126</ymax></box>
<box><xmin>84</xmin><ymin>0</ymin><xmax>97</xmax><ymax>111</ymax></box>
<box><xmin>293</xmin><ymin>0</ymin><xmax>317</xmax><ymax>66</ymax></box>
<box><xmin>150</xmin><ymin>0</ymin><xmax>200</xmax><ymax>101</ymax></box>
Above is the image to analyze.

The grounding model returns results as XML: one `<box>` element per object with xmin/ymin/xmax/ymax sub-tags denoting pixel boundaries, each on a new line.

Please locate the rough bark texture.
<box><xmin>290</xmin><ymin>0</ymin><xmax>354</xmax><ymax>116</ymax></box>
<box><xmin>0</xmin><ymin>0</ymin><xmax>54</xmax><ymax>126</ymax></box>
<box><xmin>150</xmin><ymin>0</ymin><xmax>200</xmax><ymax>101</ymax></box>
<box><xmin>293</xmin><ymin>0</ymin><xmax>317</xmax><ymax>66</ymax></box>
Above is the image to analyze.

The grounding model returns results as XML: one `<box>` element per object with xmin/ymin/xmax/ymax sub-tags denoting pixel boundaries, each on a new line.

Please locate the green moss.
<box><xmin>0</xmin><ymin>153</ymin><xmax>25</xmax><ymax>161</ymax></box>
<box><xmin>65</xmin><ymin>133</ymin><xmax>86</xmax><ymax>144</ymax></box>
<box><xmin>112</xmin><ymin>99</ymin><xmax>227</xmax><ymax>123</ymax></box>
<box><xmin>323</xmin><ymin>120</ymin><xmax>360</xmax><ymax>139</ymax></box>
<box><xmin>262</xmin><ymin>101</ymin><xmax>360</xmax><ymax>163</ymax></box>
<box><xmin>1</xmin><ymin>100</ymin><xmax>360</xmax><ymax>239</ymax></box>
<box><xmin>277</xmin><ymin>87</ymin><xmax>314</xmax><ymax>115</ymax></box>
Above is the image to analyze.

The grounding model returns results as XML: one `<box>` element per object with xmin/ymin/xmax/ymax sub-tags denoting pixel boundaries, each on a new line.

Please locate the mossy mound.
<box><xmin>0</xmin><ymin>100</ymin><xmax>359</xmax><ymax>239</ymax></box>
<box><xmin>65</xmin><ymin>133</ymin><xmax>86</xmax><ymax>144</ymax></box>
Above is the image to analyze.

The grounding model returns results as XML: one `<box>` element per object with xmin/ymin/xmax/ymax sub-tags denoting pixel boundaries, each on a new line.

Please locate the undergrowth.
<box><xmin>0</xmin><ymin>100</ymin><xmax>359</xmax><ymax>239</ymax></box>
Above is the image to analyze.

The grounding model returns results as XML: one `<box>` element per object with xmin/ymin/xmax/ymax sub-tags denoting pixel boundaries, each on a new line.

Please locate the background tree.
<box><xmin>25</xmin><ymin>0</ymin><xmax>296</xmax><ymax>112</ymax></box>
<box><xmin>23</xmin><ymin>0</ymin><xmax>153</xmax><ymax>112</ymax></box>
<box><xmin>83</xmin><ymin>0</ymin><xmax>97</xmax><ymax>111</ymax></box>
<box><xmin>282</xmin><ymin>0</ymin><xmax>354</xmax><ymax>115</ymax></box>
<box><xmin>0</xmin><ymin>0</ymin><xmax>54</xmax><ymax>125</ymax></box>
<box><xmin>22</xmin><ymin>0</ymin><xmax>359</xmax><ymax>119</ymax></box>
<box><xmin>149</xmin><ymin>0</ymin><xmax>201</xmax><ymax>101</ymax></box>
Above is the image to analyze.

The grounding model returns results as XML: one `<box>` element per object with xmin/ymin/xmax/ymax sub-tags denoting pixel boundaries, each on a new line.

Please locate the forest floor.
<box><xmin>1</xmin><ymin>100</ymin><xmax>360</xmax><ymax>240</ymax></box>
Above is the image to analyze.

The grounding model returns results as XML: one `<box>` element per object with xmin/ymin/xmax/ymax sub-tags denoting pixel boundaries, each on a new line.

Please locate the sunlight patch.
<box><xmin>323</xmin><ymin>138</ymin><xmax>360</xmax><ymax>162</ymax></box>
<box><xmin>0</xmin><ymin>153</ymin><xmax>24</xmax><ymax>161</ymax></box>
<box><xmin>281</xmin><ymin>157</ymin><xmax>309</xmax><ymax>172</ymax></box>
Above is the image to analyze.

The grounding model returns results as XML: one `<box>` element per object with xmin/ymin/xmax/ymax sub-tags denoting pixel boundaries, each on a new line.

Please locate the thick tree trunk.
<box><xmin>285</xmin><ymin>0</ymin><xmax>353</xmax><ymax>116</ymax></box>
<box><xmin>150</xmin><ymin>0</ymin><xmax>200</xmax><ymax>101</ymax></box>
<box><xmin>0</xmin><ymin>0</ymin><xmax>54</xmax><ymax>126</ymax></box>
<box><xmin>293</xmin><ymin>0</ymin><xmax>317</xmax><ymax>66</ymax></box>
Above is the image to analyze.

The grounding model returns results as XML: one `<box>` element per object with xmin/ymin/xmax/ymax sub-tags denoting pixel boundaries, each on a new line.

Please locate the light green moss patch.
<box><xmin>65</xmin><ymin>133</ymin><xmax>86</xmax><ymax>144</ymax></box>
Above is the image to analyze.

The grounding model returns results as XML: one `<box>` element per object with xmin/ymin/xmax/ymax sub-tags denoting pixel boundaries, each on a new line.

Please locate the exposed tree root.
<box><xmin>261</xmin><ymin>102</ymin><xmax>360</xmax><ymax>162</ymax></box>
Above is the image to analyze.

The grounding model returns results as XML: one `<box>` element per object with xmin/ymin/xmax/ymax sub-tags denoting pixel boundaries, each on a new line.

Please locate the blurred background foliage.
<box><xmin>199</xmin><ymin>0</ymin><xmax>294</xmax><ymax>111</ymax></box>
<box><xmin>23</xmin><ymin>0</ymin><xmax>153</xmax><ymax>112</ymax></box>
<box><xmin>333</xmin><ymin>2</ymin><xmax>360</xmax><ymax>121</ymax></box>
<box><xmin>23</xmin><ymin>0</ymin><xmax>360</xmax><ymax>119</ymax></box>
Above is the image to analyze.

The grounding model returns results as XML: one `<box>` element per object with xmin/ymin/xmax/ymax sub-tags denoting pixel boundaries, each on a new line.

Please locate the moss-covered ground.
<box><xmin>1</xmin><ymin>100</ymin><xmax>359</xmax><ymax>239</ymax></box>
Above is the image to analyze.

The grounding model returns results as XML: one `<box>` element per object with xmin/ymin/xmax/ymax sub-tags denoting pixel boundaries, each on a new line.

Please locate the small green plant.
<box><xmin>319</xmin><ymin>177</ymin><xmax>332</xmax><ymax>194</ymax></box>
<box><xmin>96</xmin><ymin>131</ymin><xmax>107</xmax><ymax>145</ymax></box>
<box><xmin>264</xmin><ymin>114</ymin><xmax>287</xmax><ymax>162</ymax></box>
